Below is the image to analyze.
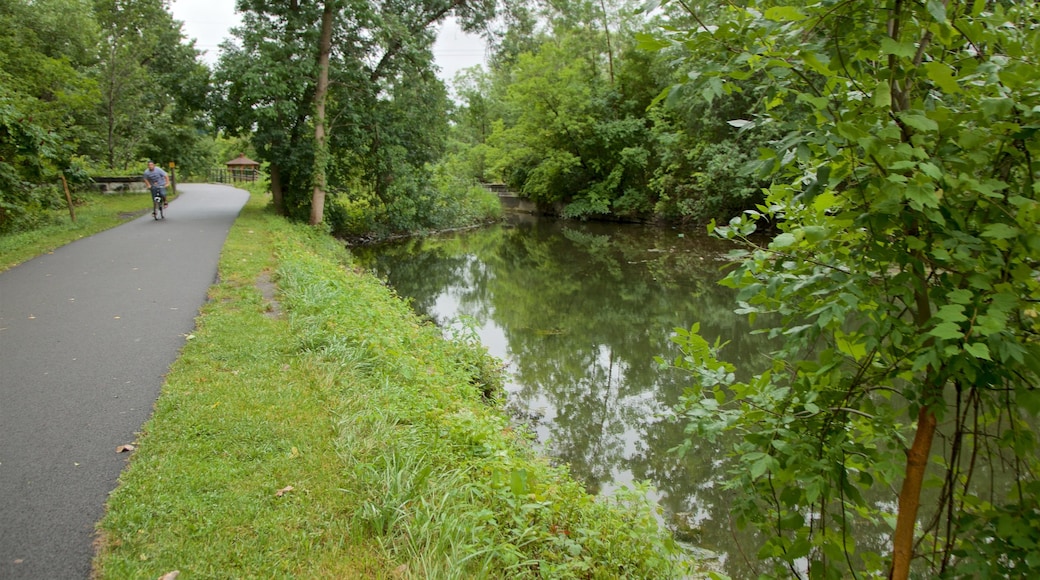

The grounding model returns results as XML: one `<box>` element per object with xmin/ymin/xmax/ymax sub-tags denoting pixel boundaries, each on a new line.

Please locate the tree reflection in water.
<box><xmin>353</xmin><ymin>216</ymin><xmax>778</xmax><ymax>577</ymax></box>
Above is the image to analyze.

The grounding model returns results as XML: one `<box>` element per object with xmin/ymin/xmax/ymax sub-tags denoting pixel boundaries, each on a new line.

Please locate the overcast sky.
<box><xmin>169</xmin><ymin>0</ymin><xmax>487</xmax><ymax>82</ymax></box>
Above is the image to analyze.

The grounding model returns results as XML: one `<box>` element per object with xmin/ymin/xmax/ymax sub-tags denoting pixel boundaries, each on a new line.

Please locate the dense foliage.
<box><xmin>650</xmin><ymin>1</ymin><xmax>1040</xmax><ymax>578</ymax></box>
<box><xmin>0</xmin><ymin>0</ymin><xmax>210</xmax><ymax>234</ymax></box>
<box><xmin>448</xmin><ymin>0</ymin><xmax>779</xmax><ymax>224</ymax></box>
<box><xmin>211</xmin><ymin>0</ymin><xmax>502</xmax><ymax>235</ymax></box>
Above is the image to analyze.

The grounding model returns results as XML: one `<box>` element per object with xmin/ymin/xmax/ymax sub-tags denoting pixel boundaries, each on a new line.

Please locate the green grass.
<box><xmin>86</xmin><ymin>188</ymin><xmax>691</xmax><ymax>579</ymax></box>
<box><xmin>0</xmin><ymin>192</ymin><xmax>164</xmax><ymax>273</ymax></box>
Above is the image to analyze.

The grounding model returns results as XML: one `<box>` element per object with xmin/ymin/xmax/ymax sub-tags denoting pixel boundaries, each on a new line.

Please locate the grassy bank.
<box><xmin>92</xmin><ymin>189</ymin><xmax>689</xmax><ymax>578</ymax></box>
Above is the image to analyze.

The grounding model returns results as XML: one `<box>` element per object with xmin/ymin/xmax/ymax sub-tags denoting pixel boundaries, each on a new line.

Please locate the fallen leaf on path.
<box><xmin>275</xmin><ymin>485</ymin><xmax>294</xmax><ymax>497</ymax></box>
<box><xmin>116</xmin><ymin>444</ymin><xmax>135</xmax><ymax>453</ymax></box>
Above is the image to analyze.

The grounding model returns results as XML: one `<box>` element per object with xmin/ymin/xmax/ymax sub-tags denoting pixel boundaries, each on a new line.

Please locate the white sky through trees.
<box><xmin>169</xmin><ymin>0</ymin><xmax>488</xmax><ymax>81</ymax></box>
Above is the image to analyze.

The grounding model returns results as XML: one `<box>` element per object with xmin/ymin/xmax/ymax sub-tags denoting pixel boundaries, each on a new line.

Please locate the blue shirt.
<box><xmin>143</xmin><ymin>167</ymin><xmax>168</xmax><ymax>187</ymax></box>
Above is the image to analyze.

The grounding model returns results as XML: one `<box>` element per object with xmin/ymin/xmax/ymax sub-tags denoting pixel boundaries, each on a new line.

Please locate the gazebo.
<box><xmin>225</xmin><ymin>154</ymin><xmax>260</xmax><ymax>181</ymax></box>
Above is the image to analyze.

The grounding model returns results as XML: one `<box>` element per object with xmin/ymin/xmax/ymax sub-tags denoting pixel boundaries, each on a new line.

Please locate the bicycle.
<box><xmin>151</xmin><ymin>185</ymin><xmax>165</xmax><ymax>220</ymax></box>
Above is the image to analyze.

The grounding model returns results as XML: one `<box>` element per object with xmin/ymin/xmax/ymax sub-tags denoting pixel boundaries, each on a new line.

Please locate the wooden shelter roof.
<box><xmin>226</xmin><ymin>154</ymin><xmax>259</xmax><ymax>167</ymax></box>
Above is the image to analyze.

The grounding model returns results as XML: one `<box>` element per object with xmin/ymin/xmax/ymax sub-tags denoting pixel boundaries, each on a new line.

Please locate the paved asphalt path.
<box><xmin>0</xmin><ymin>184</ymin><xmax>249</xmax><ymax>579</ymax></box>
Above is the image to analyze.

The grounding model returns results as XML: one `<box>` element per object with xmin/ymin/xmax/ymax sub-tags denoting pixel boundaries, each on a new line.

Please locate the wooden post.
<box><xmin>168</xmin><ymin>161</ymin><xmax>177</xmax><ymax>195</ymax></box>
<box><xmin>60</xmin><ymin>174</ymin><xmax>75</xmax><ymax>223</ymax></box>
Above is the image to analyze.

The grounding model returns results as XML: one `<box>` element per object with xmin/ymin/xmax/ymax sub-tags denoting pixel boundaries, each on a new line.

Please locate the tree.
<box><xmin>467</xmin><ymin>0</ymin><xmax>770</xmax><ymax>224</ymax></box>
<box><xmin>0</xmin><ymin>0</ymin><xmax>100</xmax><ymax>150</ymax></box>
<box><xmin>92</xmin><ymin>0</ymin><xmax>208</xmax><ymax>172</ymax></box>
<box><xmin>653</xmin><ymin>1</ymin><xmax>1040</xmax><ymax>578</ymax></box>
<box><xmin>480</xmin><ymin>2</ymin><xmax>665</xmax><ymax>220</ymax></box>
<box><xmin>0</xmin><ymin>0</ymin><xmax>99</xmax><ymax>232</ymax></box>
<box><xmin>214</xmin><ymin>0</ymin><xmax>498</xmax><ymax>226</ymax></box>
<box><xmin>212</xmin><ymin>0</ymin><xmax>321</xmax><ymax>216</ymax></box>
<box><xmin>310</xmin><ymin>0</ymin><xmax>335</xmax><ymax>225</ymax></box>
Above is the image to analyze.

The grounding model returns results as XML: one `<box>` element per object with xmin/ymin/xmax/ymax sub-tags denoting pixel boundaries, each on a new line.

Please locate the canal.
<box><xmin>352</xmin><ymin>215</ymin><xmax>777</xmax><ymax>576</ymax></box>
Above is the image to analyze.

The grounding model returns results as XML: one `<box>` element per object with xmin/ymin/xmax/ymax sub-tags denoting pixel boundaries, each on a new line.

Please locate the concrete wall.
<box><xmin>93</xmin><ymin>177</ymin><xmax>147</xmax><ymax>193</ymax></box>
<box><xmin>482</xmin><ymin>183</ymin><xmax>539</xmax><ymax>214</ymax></box>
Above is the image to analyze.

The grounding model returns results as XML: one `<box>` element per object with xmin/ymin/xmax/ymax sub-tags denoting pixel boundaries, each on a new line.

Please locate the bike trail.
<box><xmin>0</xmin><ymin>184</ymin><xmax>250</xmax><ymax>579</ymax></box>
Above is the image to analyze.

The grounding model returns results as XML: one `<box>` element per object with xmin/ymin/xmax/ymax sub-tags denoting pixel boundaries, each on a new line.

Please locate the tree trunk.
<box><xmin>887</xmin><ymin>212</ymin><xmax>938</xmax><ymax>578</ymax></box>
<box><xmin>269</xmin><ymin>162</ymin><xmax>285</xmax><ymax>216</ymax></box>
<box><xmin>599</xmin><ymin>0</ymin><xmax>614</xmax><ymax>86</ymax></box>
<box><xmin>890</xmin><ymin>403</ymin><xmax>937</xmax><ymax>579</ymax></box>
<box><xmin>309</xmin><ymin>0</ymin><xmax>334</xmax><ymax>226</ymax></box>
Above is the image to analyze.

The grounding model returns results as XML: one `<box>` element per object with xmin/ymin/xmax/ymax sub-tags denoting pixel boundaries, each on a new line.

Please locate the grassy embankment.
<box><xmin>90</xmin><ymin>187</ymin><xmax>690</xmax><ymax>578</ymax></box>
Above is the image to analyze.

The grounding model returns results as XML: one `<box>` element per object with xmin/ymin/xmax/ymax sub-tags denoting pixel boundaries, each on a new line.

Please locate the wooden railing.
<box><xmin>209</xmin><ymin>168</ymin><xmax>260</xmax><ymax>183</ymax></box>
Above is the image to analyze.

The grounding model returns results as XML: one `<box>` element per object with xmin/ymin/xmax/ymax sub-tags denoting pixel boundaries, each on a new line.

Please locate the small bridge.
<box><xmin>92</xmin><ymin>176</ymin><xmax>148</xmax><ymax>193</ymax></box>
<box><xmin>482</xmin><ymin>183</ymin><xmax>537</xmax><ymax>213</ymax></box>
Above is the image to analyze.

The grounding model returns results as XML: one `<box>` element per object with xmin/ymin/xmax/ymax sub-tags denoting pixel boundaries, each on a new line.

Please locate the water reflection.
<box><xmin>352</xmin><ymin>217</ymin><xmax>776</xmax><ymax>576</ymax></box>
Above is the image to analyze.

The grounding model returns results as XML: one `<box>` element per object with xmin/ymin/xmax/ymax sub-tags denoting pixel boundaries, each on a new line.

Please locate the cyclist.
<box><xmin>143</xmin><ymin>161</ymin><xmax>170</xmax><ymax>214</ymax></box>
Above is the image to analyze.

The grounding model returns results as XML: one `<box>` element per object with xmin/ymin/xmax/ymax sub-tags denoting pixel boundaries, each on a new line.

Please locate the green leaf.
<box><xmin>899</xmin><ymin>113</ymin><xmax>939</xmax><ymax>133</ymax></box>
<box><xmin>873</xmin><ymin>80</ymin><xmax>892</xmax><ymax>108</ymax></box>
<box><xmin>771</xmin><ymin>232</ymin><xmax>797</xmax><ymax>248</ymax></box>
<box><xmin>836</xmin><ymin>332</ymin><xmax>867</xmax><ymax>360</ymax></box>
<box><xmin>982</xmin><ymin>223</ymin><xmax>1019</xmax><ymax>240</ymax></box>
<box><xmin>802</xmin><ymin>225</ymin><xmax>829</xmax><ymax>242</ymax></box>
<box><xmin>509</xmin><ymin>469</ymin><xmax>529</xmax><ymax>496</ymax></box>
<box><xmin>812</xmin><ymin>191</ymin><xmax>838</xmax><ymax>213</ymax></box>
<box><xmin>905</xmin><ymin>184</ymin><xmax>940</xmax><ymax>209</ymax></box>
<box><xmin>787</xmin><ymin>538</ymin><xmax>812</xmax><ymax>559</ymax></box>
<box><xmin>981</xmin><ymin>98</ymin><xmax>1014</xmax><ymax>118</ymax></box>
<box><xmin>926</xmin><ymin>0</ymin><xmax>948</xmax><ymax>22</ymax></box>
<box><xmin>964</xmin><ymin>342</ymin><xmax>992</xmax><ymax>360</ymax></box>
<box><xmin>936</xmin><ymin>304</ymin><xmax>967</xmax><ymax>323</ymax></box>
<box><xmin>635</xmin><ymin>32</ymin><xmax>670</xmax><ymax>52</ymax></box>
<box><xmin>764</xmin><ymin>6</ymin><xmax>808</xmax><ymax>22</ymax></box>
<box><xmin>750</xmin><ymin>454</ymin><xmax>772</xmax><ymax>479</ymax></box>
<box><xmin>929</xmin><ymin>322</ymin><xmax>964</xmax><ymax>340</ymax></box>
<box><xmin>919</xmin><ymin>162</ymin><xmax>943</xmax><ymax>180</ymax></box>
<box><xmin>975</xmin><ymin>314</ymin><xmax>1006</xmax><ymax>337</ymax></box>
<box><xmin>880</xmin><ymin>38</ymin><xmax>916</xmax><ymax>59</ymax></box>
<box><xmin>952</xmin><ymin>288</ymin><xmax>973</xmax><ymax>307</ymax></box>
<box><xmin>923</xmin><ymin>62</ymin><xmax>961</xmax><ymax>94</ymax></box>
<box><xmin>802</xmin><ymin>52</ymin><xmax>831</xmax><ymax>75</ymax></box>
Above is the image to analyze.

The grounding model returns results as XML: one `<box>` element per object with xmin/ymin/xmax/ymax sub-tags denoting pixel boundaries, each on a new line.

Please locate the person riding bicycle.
<box><xmin>143</xmin><ymin>161</ymin><xmax>170</xmax><ymax>211</ymax></box>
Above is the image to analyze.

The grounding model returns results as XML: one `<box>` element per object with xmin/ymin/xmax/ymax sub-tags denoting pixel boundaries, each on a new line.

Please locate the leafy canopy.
<box><xmin>649</xmin><ymin>0</ymin><xmax>1040</xmax><ymax>577</ymax></box>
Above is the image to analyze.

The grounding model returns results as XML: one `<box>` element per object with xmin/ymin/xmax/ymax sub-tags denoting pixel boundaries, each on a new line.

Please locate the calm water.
<box><xmin>352</xmin><ymin>216</ymin><xmax>776</xmax><ymax>575</ymax></box>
